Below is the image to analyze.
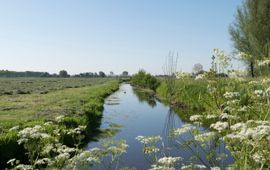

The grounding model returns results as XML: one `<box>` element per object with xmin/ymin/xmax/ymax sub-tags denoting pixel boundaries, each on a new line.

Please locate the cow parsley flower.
<box><xmin>210</xmin><ymin>121</ymin><xmax>228</xmax><ymax>132</ymax></box>
<box><xmin>136</xmin><ymin>135</ymin><xmax>162</xmax><ymax>144</ymax></box>
<box><xmin>158</xmin><ymin>156</ymin><xmax>182</xmax><ymax>165</ymax></box>
<box><xmin>143</xmin><ymin>146</ymin><xmax>160</xmax><ymax>154</ymax></box>
<box><xmin>194</xmin><ymin>132</ymin><xmax>216</xmax><ymax>142</ymax></box>
<box><xmin>190</xmin><ymin>115</ymin><xmax>203</xmax><ymax>122</ymax></box>
<box><xmin>223</xmin><ymin>92</ymin><xmax>240</xmax><ymax>99</ymax></box>
<box><xmin>181</xmin><ymin>164</ymin><xmax>207</xmax><ymax>169</ymax></box>
<box><xmin>254</xmin><ymin>90</ymin><xmax>264</xmax><ymax>97</ymax></box>
<box><xmin>171</xmin><ymin>124</ymin><xmax>195</xmax><ymax>136</ymax></box>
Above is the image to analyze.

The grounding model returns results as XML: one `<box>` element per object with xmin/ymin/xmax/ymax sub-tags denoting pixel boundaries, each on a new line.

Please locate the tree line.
<box><xmin>0</xmin><ymin>70</ymin><xmax>129</xmax><ymax>78</ymax></box>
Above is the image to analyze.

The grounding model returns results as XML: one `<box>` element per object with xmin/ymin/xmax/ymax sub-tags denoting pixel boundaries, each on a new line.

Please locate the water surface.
<box><xmin>87</xmin><ymin>84</ymin><xmax>233</xmax><ymax>169</ymax></box>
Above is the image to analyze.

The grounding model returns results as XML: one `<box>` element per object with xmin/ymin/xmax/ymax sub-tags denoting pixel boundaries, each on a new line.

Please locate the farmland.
<box><xmin>0</xmin><ymin>78</ymin><xmax>120</xmax><ymax>168</ymax></box>
<box><xmin>0</xmin><ymin>78</ymin><xmax>113</xmax><ymax>96</ymax></box>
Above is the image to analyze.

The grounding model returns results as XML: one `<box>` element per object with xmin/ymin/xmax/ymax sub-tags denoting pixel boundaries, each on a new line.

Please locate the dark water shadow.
<box><xmin>132</xmin><ymin>88</ymin><xmax>157</xmax><ymax>108</ymax></box>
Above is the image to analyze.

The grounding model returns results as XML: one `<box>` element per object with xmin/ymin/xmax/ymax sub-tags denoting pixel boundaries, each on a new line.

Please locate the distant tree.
<box><xmin>192</xmin><ymin>63</ymin><xmax>203</xmax><ymax>74</ymax></box>
<box><xmin>122</xmin><ymin>71</ymin><xmax>128</xmax><ymax>77</ymax></box>
<box><xmin>98</xmin><ymin>71</ymin><xmax>106</xmax><ymax>77</ymax></box>
<box><xmin>59</xmin><ymin>70</ymin><xmax>69</xmax><ymax>77</ymax></box>
<box><xmin>109</xmin><ymin>71</ymin><xmax>114</xmax><ymax>77</ymax></box>
<box><xmin>40</xmin><ymin>72</ymin><xmax>50</xmax><ymax>77</ymax></box>
<box><xmin>229</xmin><ymin>0</ymin><xmax>270</xmax><ymax>77</ymax></box>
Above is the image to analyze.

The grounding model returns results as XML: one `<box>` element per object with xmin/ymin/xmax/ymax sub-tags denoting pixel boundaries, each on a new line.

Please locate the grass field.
<box><xmin>0</xmin><ymin>78</ymin><xmax>118</xmax><ymax>128</ymax></box>
<box><xmin>0</xmin><ymin>77</ymin><xmax>113</xmax><ymax>96</ymax></box>
<box><xmin>0</xmin><ymin>78</ymin><xmax>120</xmax><ymax>168</ymax></box>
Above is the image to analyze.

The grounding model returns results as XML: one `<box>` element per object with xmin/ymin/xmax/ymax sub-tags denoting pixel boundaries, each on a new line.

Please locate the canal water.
<box><xmin>87</xmin><ymin>84</ymin><xmax>233</xmax><ymax>169</ymax></box>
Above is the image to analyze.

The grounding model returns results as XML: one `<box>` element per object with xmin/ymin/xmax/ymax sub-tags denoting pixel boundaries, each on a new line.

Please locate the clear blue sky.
<box><xmin>0</xmin><ymin>0</ymin><xmax>242</xmax><ymax>75</ymax></box>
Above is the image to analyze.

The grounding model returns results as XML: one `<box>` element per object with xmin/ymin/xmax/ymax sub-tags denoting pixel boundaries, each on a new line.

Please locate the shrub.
<box><xmin>131</xmin><ymin>70</ymin><xmax>160</xmax><ymax>91</ymax></box>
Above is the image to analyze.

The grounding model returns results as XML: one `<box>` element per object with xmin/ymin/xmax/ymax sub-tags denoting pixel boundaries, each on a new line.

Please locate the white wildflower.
<box><xmin>17</xmin><ymin>125</ymin><xmax>50</xmax><ymax>145</ymax></box>
<box><xmin>190</xmin><ymin>115</ymin><xmax>203</xmax><ymax>122</ymax></box>
<box><xmin>34</xmin><ymin>158</ymin><xmax>50</xmax><ymax>166</ymax></box>
<box><xmin>230</xmin><ymin>122</ymin><xmax>246</xmax><ymax>131</ymax></box>
<box><xmin>206</xmin><ymin>114</ymin><xmax>218</xmax><ymax>119</ymax></box>
<box><xmin>252</xmin><ymin>151</ymin><xmax>267</xmax><ymax>163</ymax></box>
<box><xmin>55</xmin><ymin>152</ymin><xmax>70</xmax><ymax>161</ymax></box>
<box><xmin>195</xmin><ymin>74</ymin><xmax>205</xmax><ymax>80</ymax></box>
<box><xmin>136</xmin><ymin>135</ymin><xmax>162</xmax><ymax>144</ymax></box>
<box><xmin>254</xmin><ymin>90</ymin><xmax>264</xmax><ymax>97</ymax></box>
<box><xmin>158</xmin><ymin>156</ymin><xmax>182</xmax><ymax>165</ymax></box>
<box><xmin>238</xmin><ymin>106</ymin><xmax>248</xmax><ymax>112</ymax></box>
<box><xmin>150</xmin><ymin>164</ymin><xmax>175</xmax><ymax>170</ymax></box>
<box><xmin>223</xmin><ymin>92</ymin><xmax>240</xmax><ymax>99</ymax></box>
<box><xmin>171</xmin><ymin>124</ymin><xmax>195</xmax><ymax>136</ymax></box>
<box><xmin>210</xmin><ymin>121</ymin><xmax>228</xmax><ymax>132</ymax></box>
<box><xmin>257</xmin><ymin>59</ymin><xmax>270</xmax><ymax>67</ymax></box>
<box><xmin>143</xmin><ymin>146</ymin><xmax>160</xmax><ymax>154</ymax></box>
<box><xmin>181</xmin><ymin>164</ymin><xmax>207</xmax><ymax>169</ymax></box>
<box><xmin>15</xmin><ymin>164</ymin><xmax>33</xmax><ymax>170</ymax></box>
<box><xmin>55</xmin><ymin>115</ymin><xmax>64</xmax><ymax>123</ymax></box>
<box><xmin>195</xmin><ymin>132</ymin><xmax>216</xmax><ymax>142</ymax></box>
<box><xmin>86</xmin><ymin>157</ymin><xmax>100</xmax><ymax>164</ymax></box>
<box><xmin>219</xmin><ymin>113</ymin><xmax>238</xmax><ymax>120</ymax></box>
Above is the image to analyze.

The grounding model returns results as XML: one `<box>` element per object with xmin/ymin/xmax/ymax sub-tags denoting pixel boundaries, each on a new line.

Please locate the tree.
<box><xmin>122</xmin><ymin>71</ymin><xmax>128</xmax><ymax>77</ymax></box>
<box><xmin>192</xmin><ymin>63</ymin><xmax>203</xmax><ymax>75</ymax></box>
<box><xmin>109</xmin><ymin>71</ymin><xmax>114</xmax><ymax>77</ymax></box>
<box><xmin>59</xmin><ymin>70</ymin><xmax>69</xmax><ymax>77</ymax></box>
<box><xmin>131</xmin><ymin>70</ymin><xmax>159</xmax><ymax>91</ymax></box>
<box><xmin>98</xmin><ymin>71</ymin><xmax>106</xmax><ymax>77</ymax></box>
<box><xmin>229</xmin><ymin>0</ymin><xmax>270</xmax><ymax>77</ymax></box>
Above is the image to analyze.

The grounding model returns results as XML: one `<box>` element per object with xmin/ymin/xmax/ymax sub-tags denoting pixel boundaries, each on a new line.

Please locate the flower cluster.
<box><xmin>17</xmin><ymin>125</ymin><xmax>50</xmax><ymax>145</ymax></box>
<box><xmin>189</xmin><ymin>115</ymin><xmax>203</xmax><ymax>122</ymax></box>
<box><xmin>194</xmin><ymin>132</ymin><xmax>216</xmax><ymax>142</ymax></box>
<box><xmin>171</xmin><ymin>124</ymin><xmax>196</xmax><ymax>136</ymax></box>
<box><xmin>149</xmin><ymin>156</ymin><xmax>182</xmax><ymax>170</ymax></box>
<box><xmin>223</xmin><ymin>92</ymin><xmax>240</xmax><ymax>99</ymax></box>
<box><xmin>210</xmin><ymin>121</ymin><xmax>228</xmax><ymax>132</ymax></box>
<box><xmin>257</xmin><ymin>59</ymin><xmax>270</xmax><ymax>67</ymax></box>
<box><xmin>136</xmin><ymin>135</ymin><xmax>162</xmax><ymax>144</ymax></box>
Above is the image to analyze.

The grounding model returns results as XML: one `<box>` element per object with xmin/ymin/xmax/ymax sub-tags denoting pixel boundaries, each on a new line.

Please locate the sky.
<box><xmin>0</xmin><ymin>0</ymin><xmax>243</xmax><ymax>75</ymax></box>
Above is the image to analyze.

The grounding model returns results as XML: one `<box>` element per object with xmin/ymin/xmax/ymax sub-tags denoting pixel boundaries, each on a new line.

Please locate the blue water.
<box><xmin>87</xmin><ymin>84</ymin><xmax>234</xmax><ymax>169</ymax></box>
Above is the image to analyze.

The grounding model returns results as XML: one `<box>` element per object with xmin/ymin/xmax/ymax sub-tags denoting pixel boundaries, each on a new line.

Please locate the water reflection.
<box><xmin>132</xmin><ymin>88</ymin><xmax>157</xmax><ymax>108</ymax></box>
<box><xmin>87</xmin><ymin>84</ymin><xmax>234</xmax><ymax>169</ymax></box>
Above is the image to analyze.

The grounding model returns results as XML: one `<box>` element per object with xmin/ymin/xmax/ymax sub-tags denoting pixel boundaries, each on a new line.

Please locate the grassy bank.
<box><xmin>0</xmin><ymin>78</ymin><xmax>119</xmax><ymax>168</ymax></box>
<box><xmin>156</xmin><ymin>78</ymin><xmax>270</xmax><ymax>169</ymax></box>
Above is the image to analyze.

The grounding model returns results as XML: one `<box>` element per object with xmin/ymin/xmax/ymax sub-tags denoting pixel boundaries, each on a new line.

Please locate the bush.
<box><xmin>131</xmin><ymin>70</ymin><xmax>160</xmax><ymax>91</ymax></box>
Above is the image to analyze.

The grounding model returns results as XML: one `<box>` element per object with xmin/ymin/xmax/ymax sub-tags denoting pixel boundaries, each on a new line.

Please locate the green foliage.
<box><xmin>98</xmin><ymin>71</ymin><xmax>106</xmax><ymax>77</ymax></box>
<box><xmin>131</xmin><ymin>70</ymin><xmax>160</xmax><ymax>91</ymax></box>
<box><xmin>122</xmin><ymin>71</ymin><xmax>129</xmax><ymax>76</ymax></box>
<box><xmin>59</xmin><ymin>70</ymin><xmax>69</xmax><ymax>77</ymax></box>
<box><xmin>0</xmin><ymin>70</ymin><xmax>50</xmax><ymax>77</ymax></box>
<box><xmin>229</xmin><ymin>0</ymin><xmax>270</xmax><ymax>77</ymax></box>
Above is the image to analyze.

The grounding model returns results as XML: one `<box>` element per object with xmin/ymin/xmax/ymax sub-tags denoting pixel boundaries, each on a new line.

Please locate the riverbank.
<box><xmin>0</xmin><ymin>79</ymin><xmax>120</xmax><ymax>168</ymax></box>
<box><xmin>155</xmin><ymin>78</ymin><xmax>270</xmax><ymax>169</ymax></box>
